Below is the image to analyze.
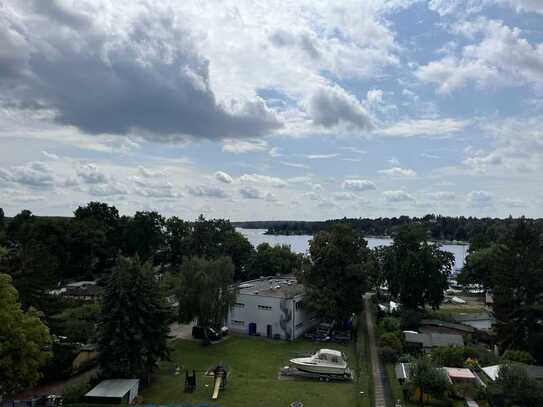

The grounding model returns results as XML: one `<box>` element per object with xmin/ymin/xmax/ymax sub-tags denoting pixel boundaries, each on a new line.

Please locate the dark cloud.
<box><xmin>308</xmin><ymin>86</ymin><xmax>375</xmax><ymax>130</ymax></box>
<box><xmin>0</xmin><ymin>2</ymin><xmax>282</xmax><ymax>140</ymax></box>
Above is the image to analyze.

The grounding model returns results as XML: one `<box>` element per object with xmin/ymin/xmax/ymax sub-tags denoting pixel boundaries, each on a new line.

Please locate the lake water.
<box><xmin>237</xmin><ymin>228</ymin><xmax>469</xmax><ymax>271</ymax></box>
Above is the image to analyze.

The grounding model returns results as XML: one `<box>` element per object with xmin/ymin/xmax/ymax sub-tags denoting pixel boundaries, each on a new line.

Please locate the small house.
<box><xmin>85</xmin><ymin>379</ymin><xmax>139</xmax><ymax>404</ymax></box>
<box><xmin>482</xmin><ymin>364</ymin><xmax>543</xmax><ymax>382</ymax></box>
<box><xmin>453</xmin><ymin>312</ymin><xmax>495</xmax><ymax>331</ymax></box>
<box><xmin>445</xmin><ymin>367</ymin><xmax>477</xmax><ymax>384</ymax></box>
<box><xmin>404</xmin><ymin>331</ymin><xmax>464</xmax><ymax>353</ymax></box>
<box><xmin>419</xmin><ymin>319</ymin><xmax>475</xmax><ymax>336</ymax></box>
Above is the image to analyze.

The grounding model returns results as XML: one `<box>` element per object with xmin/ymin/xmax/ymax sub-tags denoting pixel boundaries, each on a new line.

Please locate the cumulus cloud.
<box><xmin>0</xmin><ymin>161</ymin><xmax>56</xmax><ymax>188</ymax></box>
<box><xmin>239</xmin><ymin>186</ymin><xmax>263</xmax><ymax>199</ymax></box>
<box><xmin>187</xmin><ymin>185</ymin><xmax>228</xmax><ymax>199</ymax></box>
<box><xmin>0</xmin><ymin>1</ymin><xmax>282</xmax><ymax>141</ymax></box>
<box><xmin>215</xmin><ymin>171</ymin><xmax>233</xmax><ymax>184</ymax></box>
<box><xmin>239</xmin><ymin>174</ymin><xmax>287</xmax><ymax>188</ymax></box>
<box><xmin>416</xmin><ymin>18</ymin><xmax>543</xmax><ymax>93</ymax></box>
<box><xmin>333</xmin><ymin>192</ymin><xmax>357</xmax><ymax>201</ymax></box>
<box><xmin>342</xmin><ymin>179</ymin><xmax>377</xmax><ymax>192</ymax></box>
<box><xmin>383</xmin><ymin>190</ymin><xmax>415</xmax><ymax>202</ymax></box>
<box><xmin>88</xmin><ymin>183</ymin><xmax>129</xmax><ymax>196</ymax></box>
<box><xmin>132</xmin><ymin>177</ymin><xmax>179</xmax><ymax>198</ymax></box>
<box><xmin>77</xmin><ymin>164</ymin><xmax>108</xmax><ymax>184</ymax></box>
<box><xmin>378</xmin><ymin>167</ymin><xmax>417</xmax><ymax>177</ymax></box>
<box><xmin>468</xmin><ymin>190</ymin><xmax>493</xmax><ymax>207</ymax></box>
<box><xmin>307</xmin><ymin>86</ymin><xmax>375</xmax><ymax>130</ymax></box>
<box><xmin>427</xmin><ymin>191</ymin><xmax>457</xmax><ymax>201</ymax></box>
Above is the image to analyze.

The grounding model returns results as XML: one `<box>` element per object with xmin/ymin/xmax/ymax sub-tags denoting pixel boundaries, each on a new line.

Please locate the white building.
<box><xmin>227</xmin><ymin>276</ymin><xmax>318</xmax><ymax>340</ymax></box>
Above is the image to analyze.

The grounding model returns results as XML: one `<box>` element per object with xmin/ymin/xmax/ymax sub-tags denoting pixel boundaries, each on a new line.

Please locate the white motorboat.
<box><xmin>289</xmin><ymin>349</ymin><xmax>349</xmax><ymax>375</ymax></box>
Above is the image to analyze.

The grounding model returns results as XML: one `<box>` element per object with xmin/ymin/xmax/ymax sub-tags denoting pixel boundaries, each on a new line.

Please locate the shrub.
<box><xmin>381</xmin><ymin>316</ymin><xmax>401</xmax><ymax>333</ymax></box>
<box><xmin>503</xmin><ymin>350</ymin><xmax>535</xmax><ymax>365</ymax></box>
<box><xmin>399</xmin><ymin>308</ymin><xmax>422</xmax><ymax>331</ymax></box>
<box><xmin>380</xmin><ymin>346</ymin><xmax>399</xmax><ymax>363</ymax></box>
<box><xmin>63</xmin><ymin>381</ymin><xmax>93</xmax><ymax>404</ymax></box>
<box><xmin>379</xmin><ymin>332</ymin><xmax>403</xmax><ymax>354</ymax></box>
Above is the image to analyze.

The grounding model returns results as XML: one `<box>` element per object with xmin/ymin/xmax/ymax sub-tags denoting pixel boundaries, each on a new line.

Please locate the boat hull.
<box><xmin>289</xmin><ymin>358</ymin><xmax>348</xmax><ymax>375</ymax></box>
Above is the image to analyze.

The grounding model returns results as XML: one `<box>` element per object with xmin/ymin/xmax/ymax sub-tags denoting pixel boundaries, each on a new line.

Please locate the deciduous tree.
<box><xmin>0</xmin><ymin>273</ymin><xmax>51</xmax><ymax>398</ymax></box>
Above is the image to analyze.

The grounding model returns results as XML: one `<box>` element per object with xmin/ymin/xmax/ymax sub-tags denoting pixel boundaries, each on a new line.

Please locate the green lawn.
<box><xmin>143</xmin><ymin>335</ymin><xmax>369</xmax><ymax>407</ymax></box>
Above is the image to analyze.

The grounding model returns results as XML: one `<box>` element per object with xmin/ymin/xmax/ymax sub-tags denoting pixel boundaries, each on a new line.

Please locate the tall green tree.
<box><xmin>411</xmin><ymin>358</ymin><xmax>450</xmax><ymax>406</ymax></box>
<box><xmin>97</xmin><ymin>257</ymin><xmax>170</xmax><ymax>382</ymax></box>
<box><xmin>303</xmin><ymin>224</ymin><xmax>369</xmax><ymax>321</ymax></box>
<box><xmin>247</xmin><ymin>243</ymin><xmax>301</xmax><ymax>280</ymax></box>
<box><xmin>383</xmin><ymin>225</ymin><xmax>454</xmax><ymax>310</ymax></box>
<box><xmin>0</xmin><ymin>273</ymin><xmax>52</xmax><ymax>398</ymax></box>
<box><xmin>176</xmin><ymin>256</ymin><xmax>237</xmax><ymax>338</ymax></box>
<box><xmin>489</xmin><ymin>220</ymin><xmax>543</xmax><ymax>361</ymax></box>
<box><xmin>163</xmin><ymin>216</ymin><xmax>192</xmax><ymax>267</ymax></box>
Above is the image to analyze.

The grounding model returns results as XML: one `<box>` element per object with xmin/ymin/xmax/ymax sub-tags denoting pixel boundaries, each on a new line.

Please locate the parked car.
<box><xmin>192</xmin><ymin>326</ymin><xmax>222</xmax><ymax>341</ymax></box>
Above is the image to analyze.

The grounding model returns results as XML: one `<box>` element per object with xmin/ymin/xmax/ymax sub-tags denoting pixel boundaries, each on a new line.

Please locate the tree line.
<box><xmin>236</xmin><ymin>214</ymin><xmax>543</xmax><ymax>242</ymax></box>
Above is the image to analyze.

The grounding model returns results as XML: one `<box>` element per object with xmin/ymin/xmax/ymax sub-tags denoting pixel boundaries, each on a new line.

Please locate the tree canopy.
<box><xmin>97</xmin><ymin>257</ymin><xmax>170</xmax><ymax>382</ymax></box>
<box><xmin>302</xmin><ymin>224</ymin><xmax>369</xmax><ymax>321</ymax></box>
<box><xmin>382</xmin><ymin>225</ymin><xmax>454</xmax><ymax>310</ymax></box>
<box><xmin>175</xmin><ymin>256</ymin><xmax>237</xmax><ymax>337</ymax></box>
<box><xmin>0</xmin><ymin>273</ymin><xmax>51</xmax><ymax>398</ymax></box>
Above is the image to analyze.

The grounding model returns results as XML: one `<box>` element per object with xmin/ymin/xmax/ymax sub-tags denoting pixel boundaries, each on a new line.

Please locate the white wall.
<box><xmin>227</xmin><ymin>293</ymin><xmax>318</xmax><ymax>340</ymax></box>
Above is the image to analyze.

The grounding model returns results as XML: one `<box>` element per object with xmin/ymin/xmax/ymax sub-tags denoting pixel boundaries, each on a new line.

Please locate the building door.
<box><xmin>248</xmin><ymin>322</ymin><xmax>257</xmax><ymax>335</ymax></box>
<box><xmin>266</xmin><ymin>324</ymin><xmax>272</xmax><ymax>338</ymax></box>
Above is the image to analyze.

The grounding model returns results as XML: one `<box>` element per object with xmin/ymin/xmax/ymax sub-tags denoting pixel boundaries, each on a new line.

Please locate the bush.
<box><xmin>431</xmin><ymin>347</ymin><xmax>466</xmax><ymax>367</ymax></box>
<box><xmin>380</xmin><ymin>346</ymin><xmax>399</xmax><ymax>363</ymax></box>
<box><xmin>63</xmin><ymin>381</ymin><xmax>93</xmax><ymax>404</ymax></box>
<box><xmin>381</xmin><ymin>316</ymin><xmax>401</xmax><ymax>333</ymax></box>
<box><xmin>379</xmin><ymin>332</ymin><xmax>403</xmax><ymax>354</ymax></box>
<box><xmin>503</xmin><ymin>350</ymin><xmax>535</xmax><ymax>365</ymax></box>
<box><xmin>399</xmin><ymin>308</ymin><xmax>422</xmax><ymax>331</ymax></box>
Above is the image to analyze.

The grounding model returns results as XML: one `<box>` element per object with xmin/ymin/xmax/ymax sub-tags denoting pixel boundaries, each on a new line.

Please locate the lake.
<box><xmin>237</xmin><ymin>228</ymin><xmax>469</xmax><ymax>271</ymax></box>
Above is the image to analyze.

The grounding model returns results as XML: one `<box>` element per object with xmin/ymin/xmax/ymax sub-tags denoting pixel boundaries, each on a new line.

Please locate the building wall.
<box><xmin>227</xmin><ymin>293</ymin><xmax>318</xmax><ymax>340</ymax></box>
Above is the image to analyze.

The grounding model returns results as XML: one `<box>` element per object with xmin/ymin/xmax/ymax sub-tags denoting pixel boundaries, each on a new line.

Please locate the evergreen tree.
<box><xmin>97</xmin><ymin>257</ymin><xmax>170</xmax><ymax>382</ymax></box>
<box><xmin>0</xmin><ymin>273</ymin><xmax>51</xmax><ymax>398</ymax></box>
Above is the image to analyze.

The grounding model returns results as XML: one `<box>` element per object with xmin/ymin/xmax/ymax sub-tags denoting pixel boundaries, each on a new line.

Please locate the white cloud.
<box><xmin>427</xmin><ymin>191</ymin><xmax>457</xmax><ymax>201</ymax></box>
<box><xmin>77</xmin><ymin>164</ymin><xmax>108</xmax><ymax>184</ymax></box>
<box><xmin>303</xmin><ymin>153</ymin><xmax>340</xmax><ymax>159</ymax></box>
<box><xmin>240</xmin><ymin>174</ymin><xmax>287</xmax><ymax>188</ymax></box>
<box><xmin>333</xmin><ymin>192</ymin><xmax>357</xmax><ymax>201</ymax></box>
<box><xmin>383</xmin><ymin>190</ymin><xmax>415</xmax><ymax>202</ymax></box>
<box><xmin>187</xmin><ymin>185</ymin><xmax>228</xmax><ymax>199</ymax></box>
<box><xmin>416</xmin><ymin>18</ymin><xmax>543</xmax><ymax>93</ymax></box>
<box><xmin>239</xmin><ymin>186</ymin><xmax>263</xmax><ymax>199</ymax></box>
<box><xmin>222</xmin><ymin>139</ymin><xmax>269</xmax><ymax>153</ymax></box>
<box><xmin>366</xmin><ymin>89</ymin><xmax>384</xmax><ymax>105</ymax></box>
<box><xmin>215</xmin><ymin>171</ymin><xmax>233</xmax><ymax>184</ymax></box>
<box><xmin>380</xmin><ymin>118</ymin><xmax>470</xmax><ymax>137</ymax></box>
<box><xmin>0</xmin><ymin>161</ymin><xmax>56</xmax><ymax>188</ymax></box>
<box><xmin>379</xmin><ymin>167</ymin><xmax>417</xmax><ymax>177</ymax></box>
<box><xmin>468</xmin><ymin>190</ymin><xmax>493</xmax><ymax>207</ymax></box>
<box><xmin>342</xmin><ymin>179</ymin><xmax>377</xmax><ymax>192</ymax></box>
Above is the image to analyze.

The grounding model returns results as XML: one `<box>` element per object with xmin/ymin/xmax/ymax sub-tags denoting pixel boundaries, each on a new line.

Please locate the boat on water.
<box><xmin>289</xmin><ymin>349</ymin><xmax>349</xmax><ymax>375</ymax></box>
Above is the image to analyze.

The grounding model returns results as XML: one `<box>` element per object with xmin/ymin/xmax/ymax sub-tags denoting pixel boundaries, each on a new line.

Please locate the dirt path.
<box><xmin>364</xmin><ymin>294</ymin><xmax>387</xmax><ymax>407</ymax></box>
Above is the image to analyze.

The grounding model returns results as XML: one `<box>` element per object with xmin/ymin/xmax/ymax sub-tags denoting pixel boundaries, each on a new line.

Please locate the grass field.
<box><xmin>143</xmin><ymin>335</ymin><xmax>369</xmax><ymax>407</ymax></box>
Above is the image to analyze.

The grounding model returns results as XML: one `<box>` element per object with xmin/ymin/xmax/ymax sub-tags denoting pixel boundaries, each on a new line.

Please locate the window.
<box><xmin>318</xmin><ymin>353</ymin><xmax>327</xmax><ymax>361</ymax></box>
<box><xmin>231</xmin><ymin>320</ymin><xmax>245</xmax><ymax>326</ymax></box>
<box><xmin>296</xmin><ymin>321</ymin><xmax>304</xmax><ymax>328</ymax></box>
<box><xmin>233</xmin><ymin>303</ymin><xmax>245</xmax><ymax>309</ymax></box>
<box><xmin>258</xmin><ymin>305</ymin><xmax>272</xmax><ymax>311</ymax></box>
<box><xmin>295</xmin><ymin>301</ymin><xmax>304</xmax><ymax>310</ymax></box>
<box><xmin>331</xmin><ymin>356</ymin><xmax>338</xmax><ymax>363</ymax></box>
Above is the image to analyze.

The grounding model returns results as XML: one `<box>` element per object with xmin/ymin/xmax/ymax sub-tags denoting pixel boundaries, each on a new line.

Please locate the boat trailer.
<box><xmin>279</xmin><ymin>366</ymin><xmax>353</xmax><ymax>382</ymax></box>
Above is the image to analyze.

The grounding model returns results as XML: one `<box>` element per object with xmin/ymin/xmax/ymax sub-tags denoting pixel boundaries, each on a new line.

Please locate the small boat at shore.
<box><xmin>289</xmin><ymin>349</ymin><xmax>349</xmax><ymax>375</ymax></box>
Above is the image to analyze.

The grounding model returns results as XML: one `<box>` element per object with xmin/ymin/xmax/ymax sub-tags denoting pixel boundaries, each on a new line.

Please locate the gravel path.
<box><xmin>364</xmin><ymin>294</ymin><xmax>387</xmax><ymax>407</ymax></box>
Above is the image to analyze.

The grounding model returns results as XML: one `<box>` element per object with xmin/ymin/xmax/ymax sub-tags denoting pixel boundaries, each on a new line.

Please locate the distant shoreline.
<box><xmin>239</xmin><ymin>228</ymin><xmax>469</xmax><ymax>246</ymax></box>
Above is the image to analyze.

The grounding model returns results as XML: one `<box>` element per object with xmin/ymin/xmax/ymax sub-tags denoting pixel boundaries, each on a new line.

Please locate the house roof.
<box><xmin>85</xmin><ymin>379</ymin><xmax>139</xmax><ymax>398</ymax></box>
<box><xmin>236</xmin><ymin>276</ymin><xmax>304</xmax><ymax>298</ymax></box>
<box><xmin>404</xmin><ymin>332</ymin><xmax>464</xmax><ymax>348</ymax></box>
<box><xmin>482</xmin><ymin>364</ymin><xmax>543</xmax><ymax>381</ymax></box>
<box><xmin>453</xmin><ymin>312</ymin><xmax>494</xmax><ymax>322</ymax></box>
<box><xmin>420</xmin><ymin>319</ymin><xmax>475</xmax><ymax>333</ymax></box>
<box><xmin>446</xmin><ymin>367</ymin><xmax>476</xmax><ymax>379</ymax></box>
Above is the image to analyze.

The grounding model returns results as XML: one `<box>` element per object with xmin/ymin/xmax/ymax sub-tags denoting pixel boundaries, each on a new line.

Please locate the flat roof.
<box><xmin>446</xmin><ymin>367</ymin><xmax>476</xmax><ymax>379</ymax></box>
<box><xmin>236</xmin><ymin>277</ymin><xmax>304</xmax><ymax>298</ymax></box>
<box><xmin>404</xmin><ymin>332</ymin><xmax>464</xmax><ymax>348</ymax></box>
<box><xmin>85</xmin><ymin>379</ymin><xmax>139</xmax><ymax>398</ymax></box>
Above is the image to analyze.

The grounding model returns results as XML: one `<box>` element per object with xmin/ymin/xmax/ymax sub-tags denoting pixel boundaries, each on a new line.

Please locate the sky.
<box><xmin>1</xmin><ymin>0</ymin><xmax>543</xmax><ymax>221</ymax></box>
